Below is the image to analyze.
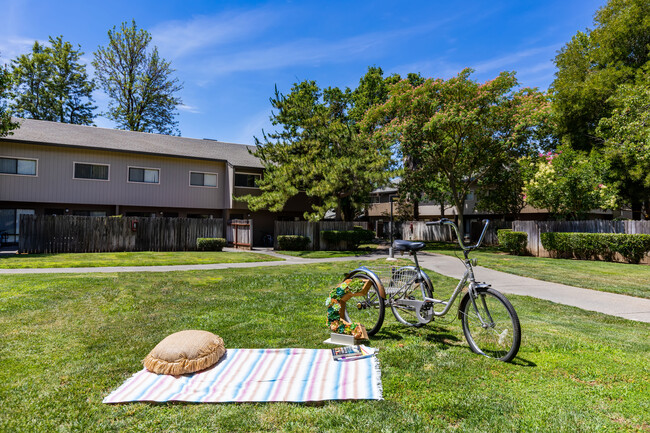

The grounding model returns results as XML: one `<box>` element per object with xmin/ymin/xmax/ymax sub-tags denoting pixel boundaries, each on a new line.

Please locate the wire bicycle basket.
<box><xmin>360</xmin><ymin>263</ymin><xmax>420</xmax><ymax>295</ymax></box>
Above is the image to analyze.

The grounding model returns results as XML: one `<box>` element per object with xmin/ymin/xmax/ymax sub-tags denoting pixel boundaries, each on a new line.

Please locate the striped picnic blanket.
<box><xmin>103</xmin><ymin>348</ymin><xmax>382</xmax><ymax>403</ymax></box>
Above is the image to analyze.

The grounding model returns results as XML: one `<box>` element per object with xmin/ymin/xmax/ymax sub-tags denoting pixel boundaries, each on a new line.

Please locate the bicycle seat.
<box><xmin>393</xmin><ymin>240</ymin><xmax>425</xmax><ymax>252</ymax></box>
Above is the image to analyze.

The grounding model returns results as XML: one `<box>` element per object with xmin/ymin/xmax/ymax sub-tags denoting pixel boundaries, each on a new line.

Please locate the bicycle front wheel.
<box><xmin>343</xmin><ymin>274</ymin><xmax>385</xmax><ymax>336</ymax></box>
<box><xmin>460</xmin><ymin>288</ymin><xmax>520</xmax><ymax>362</ymax></box>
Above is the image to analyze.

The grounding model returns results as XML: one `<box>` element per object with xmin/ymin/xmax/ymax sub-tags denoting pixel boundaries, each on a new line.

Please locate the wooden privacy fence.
<box><xmin>398</xmin><ymin>221</ymin><xmax>454</xmax><ymax>242</ymax></box>
<box><xmin>19</xmin><ymin>215</ymin><xmax>224</xmax><ymax>254</ymax></box>
<box><xmin>226</xmin><ymin>219</ymin><xmax>253</xmax><ymax>249</ymax></box>
<box><xmin>398</xmin><ymin>220</ymin><xmax>510</xmax><ymax>245</ymax></box>
<box><xmin>512</xmin><ymin>220</ymin><xmax>650</xmax><ymax>257</ymax></box>
<box><xmin>274</xmin><ymin>221</ymin><xmax>316</xmax><ymax>249</ymax></box>
<box><xmin>274</xmin><ymin>221</ymin><xmax>369</xmax><ymax>250</ymax></box>
<box><xmin>319</xmin><ymin>221</ymin><xmax>370</xmax><ymax>250</ymax></box>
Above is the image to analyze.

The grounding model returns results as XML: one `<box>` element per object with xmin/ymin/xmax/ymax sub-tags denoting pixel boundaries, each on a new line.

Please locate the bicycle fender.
<box><xmin>420</xmin><ymin>269</ymin><xmax>435</xmax><ymax>294</ymax></box>
<box><xmin>345</xmin><ymin>268</ymin><xmax>386</xmax><ymax>299</ymax></box>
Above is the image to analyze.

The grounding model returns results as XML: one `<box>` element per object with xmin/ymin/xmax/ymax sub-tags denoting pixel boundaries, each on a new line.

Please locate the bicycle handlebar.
<box><xmin>426</xmin><ymin>218</ymin><xmax>490</xmax><ymax>251</ymax></box>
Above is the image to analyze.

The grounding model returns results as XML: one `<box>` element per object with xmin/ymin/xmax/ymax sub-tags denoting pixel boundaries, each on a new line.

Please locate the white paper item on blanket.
<box><xmin>103</xmin><ymin>348</ymin><xmax>382</xmax><ymax>403</ymax></box>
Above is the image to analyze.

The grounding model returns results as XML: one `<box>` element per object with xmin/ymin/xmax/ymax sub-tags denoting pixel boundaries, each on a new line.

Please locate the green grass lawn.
<box><xmin>0</xmin><ymin>251</ymin><xmax>281</xmax><ymax>269</ymax></box>
<box><xmin>274</xmin><ymin>249</ymin><xmax>378</xmax><ymax>259</ymax></box>
<box><xmin>425</xmin><ymin>243</ymin><xmax>650</xmax><ymax>299</ymax></box>
<box><xmin>275</xmin><ymin>244</ymin><xmax>382</xmax><ymax>259</ymax></box>
<box><xmin>1</xmin><ymin>261</ymin><xmax>648</xmax><ymax>432</ymax></box>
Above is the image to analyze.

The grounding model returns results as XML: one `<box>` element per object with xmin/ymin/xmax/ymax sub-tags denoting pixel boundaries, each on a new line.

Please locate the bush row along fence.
<box><xmin>19</xmin><ymin>215</ymin><xmax>224</xmax><ymax>254</ymax></box>
<box><xmin>512</xmin><ymin>220</ymin><xmax>650</xmax><ymax>262</ymax></box>
<box><xmin>273</xmin><ymin>221</ymin><xmax>369</xmax><ymax>250</ymax></box>
<box><xmin>398</xmin><ymin>220</ymin><xmax>512</xmax><ymax>245</ymax></box>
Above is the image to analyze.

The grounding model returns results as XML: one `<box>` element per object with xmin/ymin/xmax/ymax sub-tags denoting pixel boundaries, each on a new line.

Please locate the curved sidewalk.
<box><xmin>417</xmin><ymin>252</ymin><xmax>650</xmax><ymax>323</ymax></box>
<box><xmin>1</xmin><ymin>249</ymin><xmax>649</xmax><ymax>323</ymax></box>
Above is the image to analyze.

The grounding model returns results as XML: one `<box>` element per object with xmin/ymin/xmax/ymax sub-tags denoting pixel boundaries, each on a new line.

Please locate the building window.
<box><xmin>74</xmin><ymin>162</ymin><xmax>109</xmax><ymax>180</ymax></box>
<box><xmin>0</xmin><ymin>157</ymin><xmax>37</xmax><ymax>176</ymax></box>
<box><xmin>235</xmin><ymin>172</ymin><xmax>261</xmax><ymax>188</ymax></box>
<box><xmin>190</xmin><ymin>171</ymin><xmax>217</xmax><ymax>187</ymax></box>
<box><xmin>128</xmin><ymin>167</ymin><xmax>159</xmax><ymax>184</ymax></box>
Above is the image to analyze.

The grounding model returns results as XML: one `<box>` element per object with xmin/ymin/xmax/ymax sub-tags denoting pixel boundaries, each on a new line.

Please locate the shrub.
<box><xmin>540</xmin><ymin>232</ymin><xmax>572</xmax><ymax>259</ymax></box>
<box><xmin>277</xmin><ymin>235</ymin><xmax>311</xmax><ymax>251</ymax></box>
<box><xmin>196</xmin><ymin>237</ymin><xmax>226</xmax><ymax>251</ymax></box>
<box><xmin>541</xmin><ymin>232</ymin><xmax>650</xmax><ymax>264</ymax></box>
<box><xmin>322</xmin><ymin>227</ymin><xmax>374</xmax><ymax>250</ymax></box>
<box><xmin>497</xmin><ymin>229</ymin><xmax>528</xmax><ymax>255</ymax></box>
<box><xmin>608</xmin><ymin>234</ymin><xmax>650</xmax><ymax>264</ymax></box>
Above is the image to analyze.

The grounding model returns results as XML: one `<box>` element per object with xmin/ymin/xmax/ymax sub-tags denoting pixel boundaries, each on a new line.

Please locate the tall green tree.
<box><xmin>550</xmin><ymin>0</ymin><xmax>650</xmax><ymax>218</ymax></box>
<box><xmin>47</xmin><ymin>36</ymin><xmax>96</xmax><ymax>124</ymax></box>
<box><xmin>93</xmin><ymin>20</ymin><xmax>183</xmax><ymax>135</ymax></box>
<box><xmin>10</xmin><ymin>37</ymin><xmax>96</xmax><ymax>124</ymax></box>
<box><xmin>0</xmin><ymin>57</ymin><xmax>18</xmax><ymax>136</ymax></box>
<box><xmin>550</xmin><ymin>0</ymin><xmax>650</xmax><ymax>151</ymax></box>
<box><xmin>597</xmin><ymin>65</ymin><xmax>650</xmax><ymax>218</ymax></box>
<box><xmin>365</xmin><ymin>68</ymin><xmax>550</xmax><ymax>238</ymax></box>
<box><xmin>475</xmin><ymin>164</ymin><xmax>527</xmax><ymax>218</ymax></box>
<box><xmin>241</xmin><ymin>67</ymin><xmax>397</xmax><ymax>221</ymax></box>
<box><xmin>9</xmin><ymin>41</ymin><xmax>52</xmax><ymax>120</ymax></box>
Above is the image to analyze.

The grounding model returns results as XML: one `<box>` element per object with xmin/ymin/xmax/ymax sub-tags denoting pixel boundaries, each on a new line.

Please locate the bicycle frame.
<box><xmin>356</xmin><ymin>219</ymin><xmax>492</xmax><ymax>324</ymax></box>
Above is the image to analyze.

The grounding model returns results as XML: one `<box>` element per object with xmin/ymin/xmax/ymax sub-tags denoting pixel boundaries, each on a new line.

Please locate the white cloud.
<box><xmin>0</xmin><ymin>38</ymin><xmax>39</xmax><ymax>63</ymax></box>
<box><xmin>471</xmin><ymin>43</ymin><xmax>562</xmax><ymax>74</ymax></box>
<box><xmin>230</xmin><ymin>109</ymin><xmax>273</xmax><ymax>145</ymax></box>
<box><xmin>178</xmin><ymin>103</ymin><xmax>200</xmax><ymax>114</ymax></box>
<box><xmin>150</xmin><ymin>7</ymin><xmax>280</xmax><ymax>59</ymax></box>
<box><xmin>518</xmin><ymin>60</ymin><xmax>556</xmax><ymax>76</ymax></box>
<box><xmin>199</xmin><ymin>19</ymin><xmax>454</xmax><ymax>76</ymax></box>
<box><xmin>148</xmin><ymin>3</ymin><xmax>456</xmax><ymax>79</ymax></box>
<box><xmin>390</xmin><ymin>44</ymin><xmax>562</xmax><ymax>90</ymax></box>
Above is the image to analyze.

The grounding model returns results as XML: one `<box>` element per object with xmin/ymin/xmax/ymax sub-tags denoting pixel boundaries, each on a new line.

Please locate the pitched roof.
<box><xmin>3</xmin><ymin>118</ymin><xmax>263</xmax><ymax>168</ymax></box>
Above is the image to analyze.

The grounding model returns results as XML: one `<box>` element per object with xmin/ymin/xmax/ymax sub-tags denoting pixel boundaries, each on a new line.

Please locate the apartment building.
<box><xmin>0</xmin><ymin>118</ymin><xmax>307</xmax><ymax>246</ymax></box>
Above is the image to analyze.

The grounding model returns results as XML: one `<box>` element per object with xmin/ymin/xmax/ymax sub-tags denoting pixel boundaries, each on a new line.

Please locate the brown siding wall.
<box><xmin>0</xmin><ymin>142</ymin><xmax>226</xmax><ymax>210</ymax></box>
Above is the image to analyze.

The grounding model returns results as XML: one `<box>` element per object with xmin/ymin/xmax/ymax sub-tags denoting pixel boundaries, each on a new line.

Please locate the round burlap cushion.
<box><xmin>142</xmin><ymin>330</ymin><xmax>226</xmax><ymax>375</ymax></box>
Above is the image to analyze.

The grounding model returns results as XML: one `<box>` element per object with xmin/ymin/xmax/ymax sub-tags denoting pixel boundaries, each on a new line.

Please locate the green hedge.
<box><xmin>497</xmin><ymin>229</ymin><xmax>528</xmax><ymax>255</ymax></box>
<box><xmin>277</xmin><ymin>235</ymin><xmax>311</xmax><ymax>251</ymax></box>
<box><xmin>196</xmin><ymin>237</ymin><xmax>227</xmax><ymax>251</ymax></box>
<box><xmin>541</xmin><ymin>232</ymin><xmax>650</xmax><ymax>264</ymax></box>
<box><xmin>322</xmin><ymin>227</ymin><xmax>374</xmax><ymax>250</ymax></box>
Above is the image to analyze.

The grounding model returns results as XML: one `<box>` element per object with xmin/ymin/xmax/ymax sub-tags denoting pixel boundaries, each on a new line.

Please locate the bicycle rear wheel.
<box><xmin>460</xmin><ymin>288</ymin><xmax>520</xmax><ymax>362</ymax></box>
<box><xmin>343</xmin><ymin>274</ymin><xmax>385</xmax><ymax>336</ymax></box>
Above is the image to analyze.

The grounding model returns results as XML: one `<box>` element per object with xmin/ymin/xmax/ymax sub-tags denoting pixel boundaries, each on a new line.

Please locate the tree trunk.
<box><xmin>454</xmin><ymin>200</ymin><xmax>465</xmax><ymax>241</ymax></box>
<box><xmin>335</xmin><ymin>205</ymin><xmax>343</xmax><ymax>221</ymax></box>
<box><xmin>632</xmin><ymin>200</ymin><xmax>643</xmax><ymax>220</ymax></box>
<box><xmin>457</xmin><ymin>212</ymin><xmax>465</xmax><ymax>242</ymax></box>
<box><xmin>413</xmin><ymin>197</ymin><xmax>420</xmax><ymax>221</ymax></box>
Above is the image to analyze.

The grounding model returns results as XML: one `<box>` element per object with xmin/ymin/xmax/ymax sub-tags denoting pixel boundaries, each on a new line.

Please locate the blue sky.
<box><xmin>1</xmin><ymin>0</ymin><xmax>605</xmax><ymax>144</ymax></box>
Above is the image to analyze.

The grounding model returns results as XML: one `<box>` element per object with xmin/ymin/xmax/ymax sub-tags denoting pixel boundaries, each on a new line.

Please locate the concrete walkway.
<box><xmin>417</xmin><ymin>252</ymin><xmax>650</xmax><ymax>323</ymax></box>
<box><xmin>1</xmin><ymin>248</ymin><xmax>649</xmax><ymax>323</ymax></box>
